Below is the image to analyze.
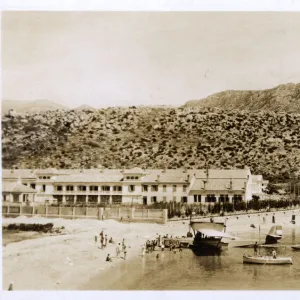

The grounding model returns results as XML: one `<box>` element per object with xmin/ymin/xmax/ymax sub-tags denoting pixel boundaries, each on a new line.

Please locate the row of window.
<box><xmin>38</xmin><ymin>176</ymin><xmax>51</xmax><ymax>180</ymax></box>
<box><xmin>23</xmin><ymin>183</ymin><xmax>36</xmax><ymax>189</ymax></box>
<box><xmin>55</xmin><ymin>185</ymin><xmax>122</xmax><ymax>192</ymax></box>
<box><xmin>142</xmin><ymin>185</ymin><xmax>187</xmax><ymax>192</ymax></box>
<box><xmin>193</xmin><ymin>194</ymin><xmax>243</xmax><ymax>203</ymax></box>
<box><xmin>54</xmin><ymin>184</ymin><xmax>187</xmax><ymax>192</ymax></box>
<box><xmin>126</xmin><ymin>176</ymin><xmax>139</xmax><ymax>180</ymax></box>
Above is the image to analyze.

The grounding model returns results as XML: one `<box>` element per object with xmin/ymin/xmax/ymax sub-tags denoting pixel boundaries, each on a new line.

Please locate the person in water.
<box><xmin>106</xmin><ymin>254</ymin><xmax>112</xmax><ymax>262</ymax></box>
<box><xmin>254</xmin><ymin>242</ymin><xmax>258</xmax><ymax>256</ymax></box>
<box><xmin>272</xmin><ymin>250</ymin><xmax>277</xmax><ymax>259</ymax></box>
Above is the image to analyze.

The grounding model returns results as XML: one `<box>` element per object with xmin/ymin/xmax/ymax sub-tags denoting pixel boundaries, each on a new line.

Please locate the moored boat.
<box><xmin>163</xmin><ymin>237</ymin><xmax>193</xmax><ymax>248</ymax></box>
<box><xmin>291</xmin><ymin>245</ymin><xmax>300</xmax><ymax>251</ymax></box>
<box><xmin>243</xmin><ymin>254</ymin><xmax>293</xmax><ymax>265</ymax></box>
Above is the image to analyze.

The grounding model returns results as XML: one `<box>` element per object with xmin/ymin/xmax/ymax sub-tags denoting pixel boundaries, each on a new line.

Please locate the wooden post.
<box><xmin>131</xmin><ymin>207</ymin><xmax>135</xmax><ymax>219</ymax></box>
<box><xmin>147</xmin><ymin>209</ymin><xmax>150</xmax><ymax>219</ymax></box>
<box><xmin>99</xmin><ymin>207</ymin><xmax>104</xmax><ymax>220</ymax></box>
<box><xmin>86</xmin><ymin>206</ymin><xmax>89</xmax><ymax>217</ymax></box>
<box><xmin>163</xmin><ymin>209</ymin><xmax>168</xmax><ymax>224</ymax></box>
<box><xmin>7</xmin><ymin>204</ymin><xmax>10</xmax><ymax>217</ymax></box>
<box><xmin>59</xmin><ymin>205</ymin><xmax>62</xmax><ymax>217</ymax></box>
<box><xmin>72</xmin><ymin>206</ymin><xmax>76</xmax><ymax>219</ymax></box>
<box><xmin>32</xmin><ymin>205</ymin><xmax>35</xmax><ymax>216</ymax></box>
<box><xmin>45</xmin><ymin>205</ymin><xmax>48</xmax><ymax>217</ymax></box>
<box><xmin>19</xmin><ymin>205</ymin><xmax>23</xmax><ymax>216</ymax></box>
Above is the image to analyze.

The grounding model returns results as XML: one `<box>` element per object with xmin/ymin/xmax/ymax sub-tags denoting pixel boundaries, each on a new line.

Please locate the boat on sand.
<box><xmin>243</xmin><ymin>254</ymin><xmax>293</xmax><ymax>265</ymax></box>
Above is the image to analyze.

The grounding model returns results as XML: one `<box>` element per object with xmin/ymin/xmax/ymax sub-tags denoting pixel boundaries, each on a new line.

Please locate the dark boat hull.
<box><xmin>189</xmin><ymin>244</ymin><xmax>222</xmax><ymax>256</ymax></box>
<box><xmin>189</xmin><ymin>238</ymin><xmax>223</xmax><ymax>256</ymax></box>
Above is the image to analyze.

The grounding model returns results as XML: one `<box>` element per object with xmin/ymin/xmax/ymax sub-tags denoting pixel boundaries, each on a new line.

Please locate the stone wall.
<box><xmin>2</xmin><ymin>204</ymin><xmax>168</xmax><ymax>224</ymax></box>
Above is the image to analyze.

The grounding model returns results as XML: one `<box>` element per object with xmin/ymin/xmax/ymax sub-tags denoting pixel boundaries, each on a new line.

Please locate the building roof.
<box><xmin>141</xmin><ymin>173</ymin><xmax>189</xmax><ymax>183</ymax></box>
<box><xmin>2</xmin><ymin>169</ymin><xmax>37</xmax><ymax>179</ymax></box>
<box><xmin>2</xmin><ymin>182</ymin><xmax>37</xmax><ymax>193</ymax></box>
<box><xmin>252</xmin><ymin>175</ymin><xmax>263</xmax><ymax>181</ymax></box>
<box><xmin>35</xmin><ymin>168</ymin><xmax>59</xmax><ymax>175</ymax></box>
<box><xmin>189</xmin><ymin>178</ymin><xmax>247</xmax><ymax>192</ymax></box>
<box><xmin>53</xmin><ymin>174</ymin><xmax>124</xmax><ymax>183</ymax></box>
<box><xmin>190</xmin><ymin>169</ymin><xmax>249</xmax><ymax>179</ymax></box>
<box><xmin>3</xmin><ymin>168</ymin><xmax>253</xmax><ymax>185</ymax></box>
<box><xmin>122</xmin><ymin>167</ymin><xmax>145</xmax><ymax>175</ymax></box>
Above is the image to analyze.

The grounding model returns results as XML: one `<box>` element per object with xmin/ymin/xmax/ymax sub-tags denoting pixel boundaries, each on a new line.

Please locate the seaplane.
<box><xmin>189</xmin><ymin>220</ymin><xmax>236</xmax><ymax>256</ymax></box>
<box><xmin>229</xmin><ymin>224</ymin><xmax>284</xmax><ymax>248</ymax></box>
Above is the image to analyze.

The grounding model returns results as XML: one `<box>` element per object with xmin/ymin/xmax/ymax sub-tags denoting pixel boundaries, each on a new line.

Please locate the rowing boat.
<box><xmin>243</xmin><ymin>254</ymin><xmax>293</xmax><ymax>265</ymax></box>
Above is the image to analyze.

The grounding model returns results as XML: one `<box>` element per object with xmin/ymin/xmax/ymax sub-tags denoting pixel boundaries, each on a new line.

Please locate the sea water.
<box><xmin>82</xmin><ymin>226</ymin><xmax>300</xmax><ymax>290</ymax></box>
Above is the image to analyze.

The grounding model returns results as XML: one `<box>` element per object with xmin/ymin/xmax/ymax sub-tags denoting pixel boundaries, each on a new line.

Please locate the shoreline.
<box><xmin>2</xmin><ymin>209</ymin><xmax>300</xmax><ymax>290</ymax></box>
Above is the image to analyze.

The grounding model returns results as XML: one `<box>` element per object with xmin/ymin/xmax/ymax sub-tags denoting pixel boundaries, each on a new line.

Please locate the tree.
<box><xmin>264</xmin><ymin>183</ymin><xmax>279</xmax><ymax>194</ymax></box>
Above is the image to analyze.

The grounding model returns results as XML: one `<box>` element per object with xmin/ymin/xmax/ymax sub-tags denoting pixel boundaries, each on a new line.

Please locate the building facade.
<box><xmin>2</xmin><ymin>167</ymin><xmax>266</xmax><ymax>205</ymax></box>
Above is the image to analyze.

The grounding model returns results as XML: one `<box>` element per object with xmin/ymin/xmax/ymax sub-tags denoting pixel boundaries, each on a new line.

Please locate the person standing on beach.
<box><xmin>141</xmin><ymin>244</ymin><xmax>146</xmax><ymax>256</ymax></box>
<box><xmin>101</xmin><ymin>235</ymin><xmax>104</xmax><ymax>249</ymax></box>
<box><xmin>8</xmin><ymin>281</ymin><xmax>14</xmax><ymax>291</ymax></box>
<box><xmin>123</xmin><ymin>244</ymin><xmax>127</xmax><ymax>259</ymax></box>
<box><xmin>116</xmin><ymin>243</ymin><xmax>121</xmax><ymax>258</ymax></box>
<box><xmin>104</xmin><ymin>235</ymin><xmax>108</xmax><ymax>247</ymax></box>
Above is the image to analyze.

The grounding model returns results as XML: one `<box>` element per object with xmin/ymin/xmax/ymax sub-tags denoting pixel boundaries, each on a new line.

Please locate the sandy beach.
<box><xmin>2</xmin><ymin>209</ymin><xmax>300</xmax><ymax>290</ymax></box>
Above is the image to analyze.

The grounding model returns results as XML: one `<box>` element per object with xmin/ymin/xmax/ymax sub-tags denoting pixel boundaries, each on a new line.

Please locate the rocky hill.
<box><xmin>184</xmin><ymin>83</ymin><xmax>300</xmax><ymax>113</ymax></box>
<box><xmin>2</xmin><ymin>106</ymin><xmax>300</xmax><ymax>182</ymax></box>
<box><xmin>1</xmin><ymin>99</ymin><xmax>68</xmax><ymax>115</ymax></box>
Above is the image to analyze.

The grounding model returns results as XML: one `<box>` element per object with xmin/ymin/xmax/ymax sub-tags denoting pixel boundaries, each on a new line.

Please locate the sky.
<box><xmin>2</xmin><ymin>11</ymin><xmax>300</xmax><ymax>108</ymax></box>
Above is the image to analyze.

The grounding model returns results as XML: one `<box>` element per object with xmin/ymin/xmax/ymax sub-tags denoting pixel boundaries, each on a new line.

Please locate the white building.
<box><xmin>2</xmin><ymin>167</ymin><xmax>265</xmax><ymax>205</ymax></box>
<box><xmin>251</xmin><ymin>175</ymin><xmax>269</xmax><ymax>199</ymax></box>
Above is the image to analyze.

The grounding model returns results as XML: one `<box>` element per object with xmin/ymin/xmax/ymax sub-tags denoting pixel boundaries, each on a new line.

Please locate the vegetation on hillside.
<box><xmin>2</xmin><ymin>106</ymin><xmax>300</xmax><ymax>182</ymax></box>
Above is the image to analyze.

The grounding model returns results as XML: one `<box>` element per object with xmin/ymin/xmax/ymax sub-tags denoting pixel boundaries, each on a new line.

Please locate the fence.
<box><xmin>2</xmin><ymin>204</ymin><xmax>168</xmax><ymax>224</ymax></box>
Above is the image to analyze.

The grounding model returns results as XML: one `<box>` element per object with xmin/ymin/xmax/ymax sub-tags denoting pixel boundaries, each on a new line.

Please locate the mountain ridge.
<box><xmin>184</xmin><ymin>83</ymin><xmax>300</xmax><ymax>112</ymax></box>
<box><xmin>2</xmin><ymin>99</ymin><xmax>69</xmax><ymax>115</ymax></box>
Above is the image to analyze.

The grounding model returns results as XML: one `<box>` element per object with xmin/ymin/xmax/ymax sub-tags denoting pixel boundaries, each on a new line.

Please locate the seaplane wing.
<box><xmin>191</xmin><ymin>221</ymin><xmax>225</xmax><ymax>232</ymax></box>
<box><xmin>199</xmin><ymin>229</ymin><xmax>235</xmax><ymax>239</ymax></box>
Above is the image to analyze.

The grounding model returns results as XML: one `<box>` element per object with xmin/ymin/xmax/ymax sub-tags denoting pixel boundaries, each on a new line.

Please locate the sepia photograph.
<box><xmin>1</xmin><ymin>2</ymin><xmax>300</xmax><ymax>294</ymax></box>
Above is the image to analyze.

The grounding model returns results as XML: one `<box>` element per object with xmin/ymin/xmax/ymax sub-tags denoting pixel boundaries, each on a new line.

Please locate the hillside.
<box><xmin>184</xmin><ymin>83</ymin><xmax>300</xmax><ymax>112</ymax></box>
<box><xmin>1</xmin><ymin>99</ymin><xmax>68</xmax><ymax>115</ymax></box>
<box><xmin>2</xmin><ymin>106</ymin><xmax>300</xmax><ymax>182</ymax></box>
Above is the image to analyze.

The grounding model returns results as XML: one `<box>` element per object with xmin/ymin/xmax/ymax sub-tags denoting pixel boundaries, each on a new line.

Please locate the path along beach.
<box><xmin>2</xmin><ymin>209</ymin><xmax>300</xmax><ymax>290</ymax></box>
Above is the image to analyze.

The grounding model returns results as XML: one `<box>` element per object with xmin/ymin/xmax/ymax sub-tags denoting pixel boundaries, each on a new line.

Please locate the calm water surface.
<box><xmin>83</xmin><ymin>227</ymin><xmax>300</xmax><ymax>290</ymax></box>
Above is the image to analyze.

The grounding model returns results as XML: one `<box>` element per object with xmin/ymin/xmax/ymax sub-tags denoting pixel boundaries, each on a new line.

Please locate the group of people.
<box><xmin>145</xmin><ymin>239</ymin><xmax>158</xmax><ymax>253</ymax></box>
<box><xmin>142</xmin><ymin>233</ymin><xmax>186</xmax><ymax>255</ymax></box>
<box><xmin>253</xmin><ymin>241</ymin><xmax>277</xmax><ymax>258</ymax></box>
<box><xmin>95</xmin><ymin>230</ymin><xmax>114</xmax><ymax>249</ymax></box>
<box><xmin>115</xmin><ymin>239</ymin><xmax>127</xmax><ymax>259</ymax></box>
<box><xmin>105</xmin><ymin>239</ymin><xmax>127</xmax><ymax>262</ymax></box>
<box><xmin>94</xmin><ymin>230</ymin><xmax>127</xmax><ymax>263</ymax></box>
